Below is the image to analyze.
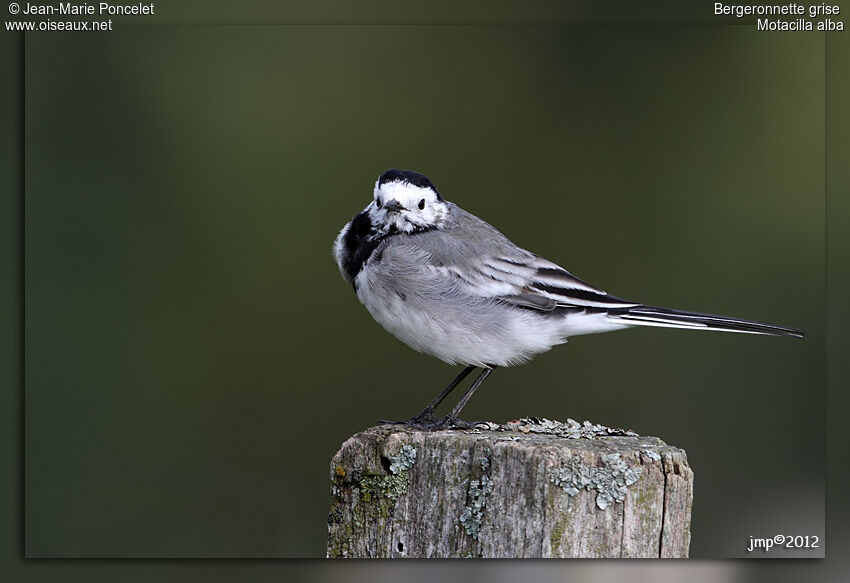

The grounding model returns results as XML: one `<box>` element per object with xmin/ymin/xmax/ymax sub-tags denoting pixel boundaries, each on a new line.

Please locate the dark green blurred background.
<box><xmin>25</xmin><ymin>24</ymin><xmax>824</xmax><ymax>558</ymax></box>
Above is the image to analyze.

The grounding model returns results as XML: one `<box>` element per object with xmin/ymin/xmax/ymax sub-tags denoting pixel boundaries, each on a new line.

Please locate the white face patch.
<box><xmin>368</xmin><ymin>179</ymin><xmax>448</xmax><ymax>234</ymax></box>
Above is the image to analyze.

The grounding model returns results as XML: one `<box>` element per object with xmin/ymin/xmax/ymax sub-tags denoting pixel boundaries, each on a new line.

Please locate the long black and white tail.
<box><xmin>610</xmin><ymin>305</ymin><xmax>805</xmax><ymax>338</ymax></box>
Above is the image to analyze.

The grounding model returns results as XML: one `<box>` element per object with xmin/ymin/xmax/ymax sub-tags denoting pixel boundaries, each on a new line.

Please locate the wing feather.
<box><xmin>430</xmin><ymin>252</ymin><xmax>637</xmax><ymax>311</ymax></box>
<box><xmin>390</xmin><ymin>208</ymin><xmax>638</xmax><ymax>312</ymax></box>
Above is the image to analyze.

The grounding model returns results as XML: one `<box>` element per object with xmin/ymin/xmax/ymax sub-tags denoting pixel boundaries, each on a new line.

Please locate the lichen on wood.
<box><xmin>459</xmin><ymin>456</ymin><xmax>493</xmax><ymax>539</ymax></box>
<box><xmin>327</xmin><ymin>419</ymin><xmax>693</xmax><ymax>558</ymax></box>
<box><xmin>550</xmin><ymin>453</ymin><xmax>643</xmax><ymax>510</ymax></box>
<box><xmin>388</xmin><ymin>445</ymin><xmax>417</xmax><ymax>474</ymax></box>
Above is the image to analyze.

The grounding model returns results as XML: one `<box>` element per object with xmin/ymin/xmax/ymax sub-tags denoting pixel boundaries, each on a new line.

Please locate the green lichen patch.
<box><xmin>480</xmin><ymin>456</ymin><xmax>490</xmax><ymax>471</ymax></box>
<box><xmin>550</xmin><ymin>453</ymin><xmax>643</xmax><ymax>510</ymax></box>
<box><xmin>460</xmin><ymin>455</ymin><xmax>493</xmax><ymax>540</ymax></box>
<box><xmin>360</xmin><ymin>472</ymin><xmax>410</xmax><ymax>502</ymax></box>
<box><xmin>388</xmin><ymin>445</ymin><xmax>417</xmax><ymax>474</ymax></box>
<box><xmin>353</xmin><ymin>444</ymin><xmax>417</xmax><ymax>504</ymax></box>
<box><xmin>549</xmin><ymin>516</ymin><xmax>568</xmax><ymax>550</ymax></box>
<box><xmin>459</xmin><ymin>474</ymin><xmax>493</xmax><ymax>539</ymax></box>
<box><xmin>549</xmin><ymin>457</ymin><xmax>591</xmax><ymax>497</ymax></box>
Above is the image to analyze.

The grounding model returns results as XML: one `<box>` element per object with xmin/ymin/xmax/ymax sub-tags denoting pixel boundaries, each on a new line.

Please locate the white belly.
<box><xmin>354</xmin><ymin>270</ymin><xmax>625</xmax><ymax>367</ymax></box>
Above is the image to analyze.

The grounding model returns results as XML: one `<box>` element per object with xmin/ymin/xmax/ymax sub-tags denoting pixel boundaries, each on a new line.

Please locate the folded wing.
<box><xmin>426</xmin><ymin>247</ymin><xmax>639</xmax><ymax>312</ymax></box>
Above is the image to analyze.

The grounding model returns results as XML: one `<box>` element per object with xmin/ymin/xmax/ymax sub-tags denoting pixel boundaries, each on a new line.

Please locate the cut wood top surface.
<box><xmin>328</xmin><ymin>418</ymin><xmax>693</xmax><ymax>558</ymax></box>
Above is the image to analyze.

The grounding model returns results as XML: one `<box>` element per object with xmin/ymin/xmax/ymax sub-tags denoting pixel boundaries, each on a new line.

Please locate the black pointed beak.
<box><xmin>383</xmin><ymin>200</ymin><xmax>404</xmax><ymax>213</ymax></box>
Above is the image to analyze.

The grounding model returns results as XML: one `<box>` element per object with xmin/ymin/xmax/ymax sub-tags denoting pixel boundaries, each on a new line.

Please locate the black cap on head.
<box><xmin>377</xmin><ymin>169</ymin><xmax>442</xmax><ymax>200</ymax></box>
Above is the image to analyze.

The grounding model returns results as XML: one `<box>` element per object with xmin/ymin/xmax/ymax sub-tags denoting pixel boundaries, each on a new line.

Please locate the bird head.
<box><xmin>367</xmin><ymin>169</ymin><xmax>448</xmax><ymax>235</ymax></box>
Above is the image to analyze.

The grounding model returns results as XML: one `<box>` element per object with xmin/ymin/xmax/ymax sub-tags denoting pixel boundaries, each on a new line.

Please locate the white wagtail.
<box><xmin>334</xmin><ymin>169</ymin><xmax>804</xmax><ymax>429</ymax></box>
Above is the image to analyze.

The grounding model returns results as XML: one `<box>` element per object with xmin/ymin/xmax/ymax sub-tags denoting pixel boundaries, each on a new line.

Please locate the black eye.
<box><xmin>376</xmin><ymin>198</ymin><xmax>382</xmax><ymax>208</ymax></box>
<box><xmin>418</xmin><ymin>199</ymin><xmax>425</xmax><ymax>210</ymax></box>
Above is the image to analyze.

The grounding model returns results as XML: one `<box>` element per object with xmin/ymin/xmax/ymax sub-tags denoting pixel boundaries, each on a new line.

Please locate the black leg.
<box><xmin>444</xmin><ymin>366</ymin><xmax>497</xmax><ymax>428</ymax></box>
<box><xmin>420</xmin><ymin>365</ymin><xmax>476</xmax><ymax>413</ymax></box>
<box><xmin>379</xmin><ymin>365</ymin><xmax>476</xmax><ymax>427</ymax></box>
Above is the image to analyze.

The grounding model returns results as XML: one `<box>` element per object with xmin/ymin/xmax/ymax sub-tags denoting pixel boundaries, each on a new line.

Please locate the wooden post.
<box><xmin>327</xmin><ymin>419</ymin><xmax>693</xmax><ymax>558</ymax></box>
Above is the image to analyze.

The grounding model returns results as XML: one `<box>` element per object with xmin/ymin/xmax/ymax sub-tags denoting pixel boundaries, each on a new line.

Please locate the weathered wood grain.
<box><xmin>327</xmin><ymin>421</ymin><xmax>693</xmax><ymax>558</ymax></box>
